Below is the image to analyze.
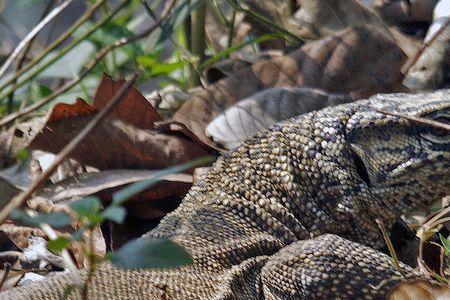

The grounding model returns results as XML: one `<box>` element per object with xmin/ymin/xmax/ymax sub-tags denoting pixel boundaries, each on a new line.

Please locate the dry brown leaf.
<box><xmin>0</xmin><ymin>118</ymin><xmax>45</xmax><ymax>168</ymax></box>
<box><xmin>29</xmin><ymin>75</ymin><xmax>210</xmax><ymax>170</ymax></box>
<box><xmin>373</xmin><ymin>0</ymin><xmax>438</xmax><ymax>23</ymax></box>
<box><xmin>31</xmin><ymin>170</ymin><xmax>192</xmax><ymax>204</ymax></box>
<box><xmin>293</xmin><ymin>0</ymin><xmax>385</xmax><ymax>39</ymax></box>
<box><xmin>0</xmin><ymin>222</ymin><xmax>45</xmax><ymax>250</ymax></box>
<box><xmin>238</xmin><ymin>0</ymin><xmax>296</xmax><ymax>49</ymax></box>
<box><xmin>31</xmin><ymin>117</ymin><xmax>208</xmax><ymax>170</ymax></box>
<box><xmin>292</xmin><ymin>0</ymin><xmax>420</xmax><ymax>58</ymax></box>
<box><xmin>205</xmin><ymin>51</ymin><xmax>283</xmax><ymax>84</ymax></box>
<box><xmin>169</xmin><ymin>25</ymin><xmax>406</xmax><ymax>149</ymax></box>
<box><xmin>49</xmin><ymin>98</ymin><xmax>97</xmax><ymax>122</ymax></box>
<box><xmin>0</xmin><ymin>177</ymin><xmax>20</xmax><ymax>211</ymax></box>
<box><xmin>387</xmin><ymin>280</ymin><xmax>450</xmax><ymax>300</ymax></box>
<box><xmin>93</xmin><ymin>75</ymin><xmax>162</xmax><ymax>130</ymax></box>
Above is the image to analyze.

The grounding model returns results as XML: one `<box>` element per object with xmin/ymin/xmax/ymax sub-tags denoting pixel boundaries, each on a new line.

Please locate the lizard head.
<box><xmin>345</xmin><ymin>90</ymin><xmax>450</xmax><ymax>216</ymax></box>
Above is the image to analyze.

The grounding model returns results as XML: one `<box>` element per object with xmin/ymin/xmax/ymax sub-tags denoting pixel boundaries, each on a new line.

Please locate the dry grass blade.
<box><xmin>0</xmin><ymin>73</ymin><xmax>139</xmax><ymax>224</ymax></box>
<box><xmin>374</xmin><ymin>109</ymin><xmax>450</xmax><ymax>132</ymax></box>
<box><xmin>376</xmin><ymin>219</ymin><xmax>406</xmax><ymax>278</ymax></box>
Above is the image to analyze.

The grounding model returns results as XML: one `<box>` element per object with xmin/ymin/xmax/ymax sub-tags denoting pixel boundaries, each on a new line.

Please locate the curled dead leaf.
<box><xmin>206</xmin><ymin>87</ymin><xmax>352</xmax><ymax>149</ymax></box>
<box><xmin>387</xmin><ymin>280</ymin><xmax>450</xmax><ymax>300</ymax></box>
<box><xmin>31</xmin><ymin>169</ymin><xmax>192</xmax><ymax>204</ymax></box>
<box><xmin>403</xmin><ymin>1</ymin><xmax>450</xmax><ymax>91</ymax></box>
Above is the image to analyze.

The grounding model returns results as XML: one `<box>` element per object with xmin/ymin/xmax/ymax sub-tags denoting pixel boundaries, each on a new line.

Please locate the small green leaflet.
<box><xmin>439</xmin><ymin>233</ymin><xmax>450</xmax><ymax>256</ymax></box>
<box><xmin>10</xmin><ymin>210</ymin><xmax>71</xmax><ymax>228</ymax></box>
<box><xmin>110</xmin><ymin>238</ymin><xmax>192</xmax><ymax>269</ymax></box>
<box><xmin>47</xmin><ymin>237</ymin><xmax>71</xmax><ymax>254</ymax></box>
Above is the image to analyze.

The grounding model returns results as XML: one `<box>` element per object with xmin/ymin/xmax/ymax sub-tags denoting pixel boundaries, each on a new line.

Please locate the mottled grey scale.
<box><xmin>2</xmin><ymin>90</ymin><xmax>450</xmax><ymax>300</ymax></box>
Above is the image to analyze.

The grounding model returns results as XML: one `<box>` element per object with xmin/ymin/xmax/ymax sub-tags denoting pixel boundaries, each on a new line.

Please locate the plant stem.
<box><xmin>81</xmin><ymin>228</ymin><xmax>96</xmax><ymax>300</ymax></box>
<box><xmin>7</xmin><ymin>0</ymin><xmax>57</xmax><ymax>114</ymax></box>
<box><xmin>189</xmin><ymin>2</ymin><xmax>206</xmax><ymax>87</ymax></box>
<box><xmin>227</xmin><ymin>10</ymin><xmax>236</xmax><ymax>48</ymax></box>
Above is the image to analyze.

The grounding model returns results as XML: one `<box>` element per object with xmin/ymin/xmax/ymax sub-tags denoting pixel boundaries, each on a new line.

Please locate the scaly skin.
<box><xmin>2</xmin><ymin>90</ymin><xmax>449</xmax><ymax>299</ymax></box>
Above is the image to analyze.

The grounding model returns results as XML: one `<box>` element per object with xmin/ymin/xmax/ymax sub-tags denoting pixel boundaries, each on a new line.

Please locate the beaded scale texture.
<box><xmin>2</xmin><ymin>90</ymin><xmax>450</xmax><ymax>299</ymax></box>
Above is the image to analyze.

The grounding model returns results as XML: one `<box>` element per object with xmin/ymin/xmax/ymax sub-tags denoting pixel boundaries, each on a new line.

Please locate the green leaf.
<box><xmin>88</xmin><ymin>21</ymin><xmax>143</xmax><ymax>59</ymax></box>
<box><xmin>35</xmin><ymin>84</ymin><xmax>53</xmax><ymax>97</ymax></box>
<box><xmin>439</xmin><ymin>234</ymin><xmax>450</xmax><ymax>256</ymax></box>
<box><xmin>70</xmin><ymin>196</ymin><xmax>101</xmax><ymax>216</ymax></box>
<box><xmin>137</xmin><ymin>55</ymin><xmax>190</xmax><ymax>77</ymax></box>
<box><xmin>16</xmin><ymin>148</ymin><xmax>30</xmax><ymax>161</ymax></box>
<box><xmin>199</xmin><ymin>33</ymin><xmax>280</xmax><ymax>70</ymax></box>
<box><xmin>101</xmin><ymin>206</ymin><xmax>126</xmax><ymax>224</ymax></box>
<box><xmin>10</xmin><ymin>210</ymin><xmax>71</xmax><ymax>228</ymax></box>
<box><xmin>85</xmin><ymin>214</ymin><xmax>104</xmax><ymax>228</ymax></box>
<box><xmin>110</xmin><ymin>238</ymin><xmax>192</xmax><ymax>269</ymax></box>
<box><xmin>112</xmin><ymin>156</ymin><xmax>215</xmax><ymax>206</ymax></box>
<box><xmin>47</xmin><ymin>237</ymin><xmax>71</xmax><ymax>253</ymax></box>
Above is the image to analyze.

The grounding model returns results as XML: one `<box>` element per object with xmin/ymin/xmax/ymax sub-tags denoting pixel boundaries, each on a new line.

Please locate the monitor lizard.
<box><xmin>1</xmin><ymin>89</ymin><xmax>449</xmax><ymax>299</ymax></box>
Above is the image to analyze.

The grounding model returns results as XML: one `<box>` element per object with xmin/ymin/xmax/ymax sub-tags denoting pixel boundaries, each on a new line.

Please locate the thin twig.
<box><xmin>0</xmin><ymin>73</ymin><xmax>138</xmax><ymax>224</ymax></box>
<box><xmin>402</xmin><ymin>18</ymin><xmax>450</xmax><ymax>75</ymax></box>
<box><xmin>376</xmin><ymin>219</ymin><xmax>406</xmax><ymax>278</ymax></box>
<box><xmin>4</xmin><ymin>0</ymin><xmax>56</xmax><ymax>163</ymax></box>
<box><xmin>0</xmin><ymin>0</ymin><xmax>176</xmax><ymax>128</ymax></box>
<box><xmin>6</xmin><ymin>0</ymin><xmax>57</xmax><ymax>114</ymax></box>
<box><xmin>429</xmin><ymin>241</ymin><xmax>447</xmax><ymax>280</ymax></box>
<box><xmin>81</xmin><ymin>228</ymin><xmax>95</xmax><ymax>300</ymax></box>
<box><xmin>0</xmin><ymin>0</ymin><xmax>75</xmax><ymax>79</ymax></box>
<box><xmin>0</xmin><ymin>264</ymin><xmax>11</xmax><ymax>290</ymax></box>
<box><xmin>374</xmin><ymin>109</ymin><xmax>450</xmax><ymax>132</ymax></box>
<box><xmin>0</xmin><ymin>0</ymin><xmax>125</xmax><ymax>101</ymax></box>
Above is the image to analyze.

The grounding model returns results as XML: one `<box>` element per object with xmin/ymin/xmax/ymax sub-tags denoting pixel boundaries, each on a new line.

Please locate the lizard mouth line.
<box><xmin>382</xmin><ymin>156</ymin><xmax>450</xmax><ymax>185</ymax></box>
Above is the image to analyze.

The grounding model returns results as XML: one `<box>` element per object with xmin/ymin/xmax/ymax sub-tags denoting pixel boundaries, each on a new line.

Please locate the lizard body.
<box><xmin>2</xmin><ymin>90</ymin><xmax>450</xmax><ymax>299</ymax></box>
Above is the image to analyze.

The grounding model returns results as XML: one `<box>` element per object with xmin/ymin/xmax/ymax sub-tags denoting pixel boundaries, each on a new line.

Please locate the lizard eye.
<box><xmin>420</xmin><ymin>112</ymin><xmax>450</xmax><ymax>144</ymax></box>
